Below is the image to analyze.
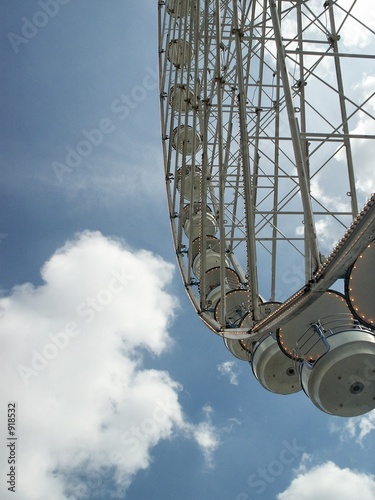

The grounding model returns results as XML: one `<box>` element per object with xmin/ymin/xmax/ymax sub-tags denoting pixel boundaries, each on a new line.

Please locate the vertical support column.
<box><xmin>296</xmin><ymin>0</ymin><xmax>311</xmax><ymax>282</ymax></box>
<box><xmin>214</xmin><ymin>0</ymin><xmax>228</xmax><ymax>327</ymax></box>
<box><xmin>325</xmin><ymin>0</ymin><xmax>358</xmax><ymax>218</ymax></box>
<box><xmin>233</xmin><ymin>0</ymin><xmax>261</xmax><ymax>321</ymax></box>
<box><xmin>271</xmin><ymin>63</ymin><xmax>281</xmax><ymax>301</ymax></box>
<box><xmin>199</xmin><ymin>0</ymin><xmax>211</xmax><ymax>312</ymax></box>
<box><xmin>251</xmin><ymin>0</ymin><xmax>268</xmax><ymax>209</ymax></box>
<box><xmin>268</xmin><ymin>0</ymin><xmax>321</xmax><ymax>273</ymax></box>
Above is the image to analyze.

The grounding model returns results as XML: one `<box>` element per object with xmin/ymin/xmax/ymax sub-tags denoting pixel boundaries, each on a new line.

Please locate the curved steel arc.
<box><xmin>159</xmin><ymin>0</ymin><xmax>375</xmax><ymax>337</ymax></box>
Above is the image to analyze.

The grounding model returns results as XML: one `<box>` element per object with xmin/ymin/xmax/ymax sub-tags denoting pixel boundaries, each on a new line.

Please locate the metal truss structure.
<box><xmin>158</xmin><ymin>0</ymin><xmax>375</xmax><ymax>416</ymax></box>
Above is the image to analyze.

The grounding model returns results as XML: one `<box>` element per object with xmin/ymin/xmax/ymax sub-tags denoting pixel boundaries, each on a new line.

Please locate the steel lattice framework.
<box><xmin>158</xmin><ymin>0</ymin><xmax>375</xmax><ymax>341</ymax></box>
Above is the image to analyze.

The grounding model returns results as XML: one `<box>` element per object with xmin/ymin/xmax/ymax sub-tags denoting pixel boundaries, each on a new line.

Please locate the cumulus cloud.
<box><xmin>218</xmin><ymin>360</ymin><xmax>240</xmax><ymax>386</ymax></box>
<box><xmin>0</xmin><ymin>232</ymin><xmax>220</xmax><ymax>499</ymax></box>
<box><xmin>277</xmin><ymin>461</ymin><xmax>375</xmax><ymax>500</ymax></box>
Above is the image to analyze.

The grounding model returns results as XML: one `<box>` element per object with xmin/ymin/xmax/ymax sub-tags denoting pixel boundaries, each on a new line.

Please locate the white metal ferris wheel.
<box><xmin>158</xmin><ymin>0</ymin><xmax>375</xmax><ymax>417</ymax></box>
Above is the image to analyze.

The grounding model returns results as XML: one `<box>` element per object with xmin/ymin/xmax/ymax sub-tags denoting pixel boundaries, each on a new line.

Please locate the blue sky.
<box><xmin>1</xmin><ymin>2</ymin><xmax>375</xmax><ymax>499</ymax></box>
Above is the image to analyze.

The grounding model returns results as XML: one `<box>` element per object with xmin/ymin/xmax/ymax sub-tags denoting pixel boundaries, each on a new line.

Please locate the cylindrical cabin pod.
<box><xmin>167</xmin><ymin>39</ymin><xmax>193</xmax><ymax>68</ymax></box>
<box><xmin>251</xmin><ymin>335</ymin><xmax>302</xmax><ymax>395</ymax></box>
<box><xmin>169</xmin><ymin>85</ymin><xmax>196</xmax><ymax>112</ymax></box>
<box><xmin>171</xmin><ymin>125</ymin><xmax>202</xmax><ymax>155</ymax></box>
<box><xmin>300</xmin><ymin>328</ymin><xmax>375</xmax><ymax>417</ymax></box>
<box><xmin>215</xmin><ymin>290</ymin><xmax>252</xmax><ymax>328</ymax></box>
<box><xmin>277</xmin><ymin>290</ymin><xmax>351</xmax><ymax>362</ymax></box>
<box><xmin>203</xmin><ymin>267</ymin><xmax>241</xmax><ymax>316</ymax></box>
<box><xmin>191</xmin><ymin>236</ymin><xmax>230</xmax><ymax>277</ymax></box>
<box><xmin>176</xmin><ymin>167</ymin><xmax>201</xmax><ymax>202</ymax></box>
<box><xmin>202</xmin><ymin>266</ymin><xmax>240</xmax><ymax>297</ymax></box>
<box><xmin>166</xmin><ymin>0</ymin><xmax>192</xmax><ymax>18</ymax></box>
<box><xmin>224</xmin><ymin>338</ymin><xmax>252</xmax><ymax>361</ymax></box>
<box><xmin>277</xmin><ymin>290</ymin><xmax>375</xmax><ymax>416</ymax></box>
<box><xmin>182</xmin><ymin>204</ymin><xmax>218</xmax><ymax>240</ymax></box>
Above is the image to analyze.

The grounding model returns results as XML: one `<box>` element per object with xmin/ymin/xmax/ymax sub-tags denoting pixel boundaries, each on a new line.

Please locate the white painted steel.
<box><xmin>277</xmin><ymin>290</ymin><xmax>351</xmax><ymax>361</ymax></box>
<box><xmin>183</xmin><ymin>209</ymin><xmax>218</xmax><ymax>240</ymax></box>
<box><xmin>252</xmin><ymin>335</ymin><xmax>302</xmax><ymax>394</ymax></box>
<box><xmin>301</xmin><ymin>329</ymin><xmax>375</xmax><ymax>417</ymax></box>
<box><xmin>159</xmin><ymin>0</ymin><xmax>375</xmax><ymax>415</ymax></box>
<box><xmin>159</xmin><ymin>0</ymin><xmax>375</xmax><ymax>338</ymax></box>
<box><xmin>224</xmin><ymin>338</ymin><xmax>252</xmax><ymax>361</ymax></box>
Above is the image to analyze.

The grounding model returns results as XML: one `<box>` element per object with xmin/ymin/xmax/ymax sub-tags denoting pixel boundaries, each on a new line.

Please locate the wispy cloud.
<box><xmin>185</xmin><ymin>405</ymin><xmax>220</xmax><ymax>470</ymax></box>
<box><xmin>218</xmin><ymin>360</ymin><xmax>240</xmax><ymax>386</ymax></box>
<box><xmin>329</xmin><ymin>409</ymin><xmax>375</xmax><ymax>446</ymax></box>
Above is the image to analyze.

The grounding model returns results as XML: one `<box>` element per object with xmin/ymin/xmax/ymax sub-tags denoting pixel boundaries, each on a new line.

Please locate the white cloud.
<box><xmin>330</xmin><ymin>409</ymin><xmax>375</xmax><ymax>445</ymax></box>
<box><xmin>349</xmin><ymin>411</ymin><xmax>375</xmax><ymax>443</ymax></box>
<box><xmin>295</xmin><ymin>216</ymin><xmax>345</xmax><ymax>256</ymax></box>
<box><xmin>294</xmin><ymin>176</ymin><xmax>353</xmax><ymax>255</ymax></box>
<box><xmin>0</xmin><ymin>232</ymin><xmax>220</xmax><ymax>499</ymax></box>
<box><xmin>338</xmin><ymin>0</ymin><xmax>375</xmax><ymax>50</ymax></box>
<box><xmin>277</xmin><ymin>461</ymin><xmax>375</xmax><ymax>500</ymax></box>
<box><xmin>331</xmin><ymin>74</ymin><xmax>375</xmax><ymax>199</ymax></box>
<box><xmin>186</xmin><ymin>405</ymin><xmax>220</xmax><ymax>470</ymax></box>
<box><xmin>218</xmin><ymin>360</ymin><xmax>240</xmax><ymax>386</ymax></box>
<box><xmin>350</xmin><ymin>74</ymin><xmax>375</xmax><ymax>197</ymax></box>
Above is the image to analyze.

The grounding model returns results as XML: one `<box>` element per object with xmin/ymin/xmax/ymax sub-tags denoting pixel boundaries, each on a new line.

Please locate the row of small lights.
<box><xmin>314</xmin><ymin>193</ymin><xmax>375</xmax><ymax>281</ymax></box>
<box><xmin>278</xmin><ymin>291</ymin><xmax>350</xmax><ymax>360</ymax></box>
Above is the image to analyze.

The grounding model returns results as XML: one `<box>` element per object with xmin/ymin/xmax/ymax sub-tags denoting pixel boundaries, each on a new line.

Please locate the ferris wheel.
<box><xmin>158</xmin><ymin>0</ymin><xmax>375</xmax><ymax>417</ymax></box>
